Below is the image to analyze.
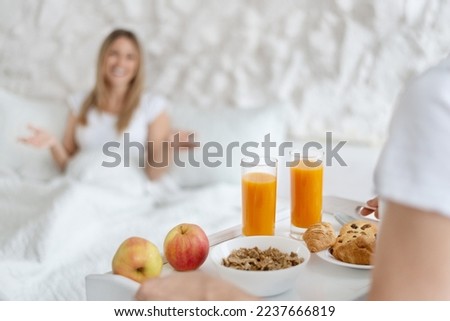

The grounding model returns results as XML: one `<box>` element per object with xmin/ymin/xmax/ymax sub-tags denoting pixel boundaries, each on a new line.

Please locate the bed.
<box><xmin>0</xmin><ymin>88</ymin><xmax>380</xmax><ymax>300</ymax></box>
<box><xmin>0</xmin><ymin>163</ymin><xmax>245</xmax><ymax>300</ymax></box>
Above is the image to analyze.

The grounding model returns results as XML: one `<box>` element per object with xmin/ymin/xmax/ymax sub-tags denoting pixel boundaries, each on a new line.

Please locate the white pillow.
<box><xmin>0</xmin><ymin>88</ymin><xmax>68</xmax><ymax>180</ymax></box>
<box><xmin>170</xmin><ymin>105</ymin><xmax>287</xmax><ymax>187</ymax></box>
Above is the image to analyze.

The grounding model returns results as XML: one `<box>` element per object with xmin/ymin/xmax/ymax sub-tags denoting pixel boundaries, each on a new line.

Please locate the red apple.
<box><xmin>164</xmin><ymin>223</ymin><xmax>210</xmax><ymax>271</ymax></box>
<box><xmin>112</xmin><ymin>236</ymin><xmax>163</xmax><ymax>283</ymax></box>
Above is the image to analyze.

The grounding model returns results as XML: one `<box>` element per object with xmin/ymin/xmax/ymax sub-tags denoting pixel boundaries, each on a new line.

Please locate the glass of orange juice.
<box><xmin>241</xmin><ymin>156</ymin><xmax>277</xmax><ymax>236</ymax></box>
<box><xmin>289</xmin><ymin>151</ymin><xmax>323</xmax><ymax>239</ymax></box>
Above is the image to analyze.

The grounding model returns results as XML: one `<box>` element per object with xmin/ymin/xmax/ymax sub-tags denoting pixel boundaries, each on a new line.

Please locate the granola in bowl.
<box><xmin>222</xmin><ymin>246</ymin><xmax>304</xmax><ymax>271</ymax></box>
<box><xmin>210</xmin><ymin>236</ymin><xmax>310</xmax><ymax>297</ymax></box>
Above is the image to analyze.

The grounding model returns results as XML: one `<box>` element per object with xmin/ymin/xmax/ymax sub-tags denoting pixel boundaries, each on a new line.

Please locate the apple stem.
<box><xmin>180</xmin><ymin>225</ymin><xmax>188</xmax><ymax>234</ymax></box>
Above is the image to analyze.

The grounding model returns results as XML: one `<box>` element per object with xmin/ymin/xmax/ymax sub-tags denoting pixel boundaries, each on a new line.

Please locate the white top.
<box><xmin>375</xmin><ymin>56</ymin><xmax>450</xmax><ymax>217</ymax></box>
<box><xmin>67</xmin><ymin>92</ymin><xmax>167</xmax><ymax>150</ymax></box>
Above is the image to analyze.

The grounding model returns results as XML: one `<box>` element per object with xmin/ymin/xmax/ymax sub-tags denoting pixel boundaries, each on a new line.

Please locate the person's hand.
<box><xmin>170</xmin><ymin>130</ymin><xmax>198</xmax><ymax>149</ymax></box>
<box><xmin>135</xmin><ymin>271</ymin><xmax>257</xmax><ymax>301</ymax></box>
<box><xmin>360</xmin><ymin>197</ymin><xmax>379</xmax><ymax>218</ymax></box>
<box><xmin>18</xmin><ymin>124</ymin><xmax>57</xmax><ymax>149</ymax></box>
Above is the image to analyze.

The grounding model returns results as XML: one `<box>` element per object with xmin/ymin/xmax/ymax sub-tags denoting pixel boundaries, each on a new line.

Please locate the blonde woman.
<box><xmin>20</xmin><ymin>29</ymin><xmax>176</xmax><ymax>180</ymax></box>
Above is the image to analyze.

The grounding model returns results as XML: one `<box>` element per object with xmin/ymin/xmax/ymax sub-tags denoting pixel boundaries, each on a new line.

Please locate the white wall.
<box><xmin>1</xmin><ymin>0</ymin><xmax>449</xmax><ymax>144</ymax></box>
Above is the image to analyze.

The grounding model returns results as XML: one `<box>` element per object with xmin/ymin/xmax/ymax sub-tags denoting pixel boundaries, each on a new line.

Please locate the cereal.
<box><xmin>222</xmin><ymin>246</ymin><xmax>304</xmax><ymax>271</ymax></box>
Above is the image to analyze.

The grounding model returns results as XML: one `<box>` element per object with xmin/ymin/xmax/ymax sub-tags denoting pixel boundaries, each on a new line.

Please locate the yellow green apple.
<box><xmin>112</xmin><ymin>236</ymin><xmax>163</xmax><ymax>283</ymax></box>
<box><xmin>164</xmin><ymin>223</ymin><xmax>209</xmax><ymax>271</ymax></box>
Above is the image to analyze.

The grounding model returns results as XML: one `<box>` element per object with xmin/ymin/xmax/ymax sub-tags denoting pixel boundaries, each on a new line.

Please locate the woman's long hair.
<box><xmin>78</xmin><ymin>29</ymin><xmax>145</xmax><ymax>132</ymax></box>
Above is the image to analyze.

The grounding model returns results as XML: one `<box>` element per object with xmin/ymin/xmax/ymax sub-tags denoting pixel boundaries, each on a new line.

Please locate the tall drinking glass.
<box><xmin>289</xmin><ymin>151</ymin><xmax>323</xmax><ymax>239</ymax></box>
<box><xmin>241</xmin><ymin>156</ymin><xmax>277</xmax><ymax>236</ymax></box>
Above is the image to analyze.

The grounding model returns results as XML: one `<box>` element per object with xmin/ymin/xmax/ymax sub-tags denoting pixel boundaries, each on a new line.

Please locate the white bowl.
<box><xmin>210</xmin><ymin>236</ymin><xmax>310</xmax><ymax>297</ymax></box>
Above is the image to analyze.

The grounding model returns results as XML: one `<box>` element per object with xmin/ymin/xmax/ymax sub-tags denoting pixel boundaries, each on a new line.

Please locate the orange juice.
<box><xmin>290</xmin><ymin>160</ymin><xmax>323</xmax><ymax>229</ymax></box>
<box><xmin>242</xmin><ymin>172</ymin><xmax>277</xmax><ymax>236</ymax></box>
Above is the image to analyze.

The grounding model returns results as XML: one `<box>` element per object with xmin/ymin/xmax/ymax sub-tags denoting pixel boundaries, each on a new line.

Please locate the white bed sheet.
<box><xmin>0</xmin><ymin>152</ymin><xmax>242</xmax><ymax>300</ymax></box>
<box><xmin>0</xmin><ymin>143</ymin><xmax>380</xmax><ymax>301</ymax></box>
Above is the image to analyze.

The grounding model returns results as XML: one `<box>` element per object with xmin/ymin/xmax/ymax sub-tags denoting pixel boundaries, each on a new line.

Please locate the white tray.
<box><xmin>86</xmin><ymin>198</ymin><xmax>372</xmax><ymax>301</ymax></box>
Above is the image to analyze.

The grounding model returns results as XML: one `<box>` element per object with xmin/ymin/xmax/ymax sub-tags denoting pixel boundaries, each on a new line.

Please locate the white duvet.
<box><xmin>0</xmin><ymin>152</ymin><xmax>242</xmax><ymax>300</ymax></box>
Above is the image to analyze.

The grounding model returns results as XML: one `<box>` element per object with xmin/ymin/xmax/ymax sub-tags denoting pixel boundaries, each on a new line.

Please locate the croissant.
<box><xmin>303</xmin><ymin>222</ymin><xmax>336</xmax><ymax>253</ymax></box>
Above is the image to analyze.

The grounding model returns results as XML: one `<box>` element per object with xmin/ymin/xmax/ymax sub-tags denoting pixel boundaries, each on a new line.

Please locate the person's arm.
<box><xmin>368</xmin><ymin>200</ymin><xmax>450</xmax><ymax>300</ymax></box>
<box><xmin>146</xmin><ymin>111</ymin><xmax>171</xmax><ymax>181</ymax></box>
<box><xmin>135</xmin><ymin>271</ymin><xmax>257</xmax><ymax>301</ymax></box>
<box><xmin>18</xmin><ymin>112</ymin><xmax>78</xmax><ymax>170</ymax></box>
<box><xmin>54</xmin><ymin>112</ymin><xmax>78</xmax><ymax>169</ymax></box>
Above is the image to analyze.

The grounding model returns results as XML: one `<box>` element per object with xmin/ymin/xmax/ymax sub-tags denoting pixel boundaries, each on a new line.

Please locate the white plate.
<box><xmin>316</xmin><ymin>249</ymin><xmax>373</xmax><ymax>270</ymax></box>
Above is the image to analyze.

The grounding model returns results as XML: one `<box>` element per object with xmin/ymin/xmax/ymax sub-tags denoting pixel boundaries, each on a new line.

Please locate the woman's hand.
<box><xmin>360</xmin><ymin>196</ymin><xmax>379</xmax><ymax>218</ymax></box>
<box><xmin>170</xmin><ymin>130</ymin><xmax>197</xmax><ymax>149</ymax></box>
<box><xmin>18</xmin><ymin>124</ymin><xmax>57</xmax><ymax>149</ymax></box>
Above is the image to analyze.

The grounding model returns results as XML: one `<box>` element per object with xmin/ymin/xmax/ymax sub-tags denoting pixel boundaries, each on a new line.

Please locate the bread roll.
<box><xmin>330</xmin><ymin>220</ymin><xmax>377</xmax><ymax>265</ymax></box>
